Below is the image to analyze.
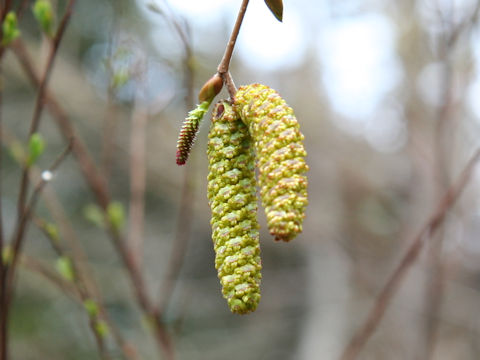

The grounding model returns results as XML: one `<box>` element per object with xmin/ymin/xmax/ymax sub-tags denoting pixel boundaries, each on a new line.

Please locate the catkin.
<box><xmin>207</xmin><ymin>101</ymin><xmax>262</xmax><ymax>314</ymax></box>
<box><xmin>234</xmin><ymin>84</ymin><xmax>308</xmax><ymax>242</ymax></box>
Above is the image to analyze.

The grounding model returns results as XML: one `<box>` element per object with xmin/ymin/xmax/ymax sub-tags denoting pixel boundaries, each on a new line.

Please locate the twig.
<box><xmin>6</xmin><ymin>140</ymin><xmax>73</xmax><ymax>295</ymax></box>
<box><xmin>34</xmin><ymin>217</ymin><xmax>139</xmax><ymax>360</ymax></box>
<box><xmin>20</xmin><ymin>254</ymin><xmax>112</xmax><ymax>360</ymax></box>
<box><xmin>16</xmin><ymin>0</ymin><xmax>76</xmax><ymax>220</ymax></box>
<box><xmin>128</xmin><ymin>86</ymin><xmax>148</xmax><ymax>268</ymax></box>
<box><xmin>339</xmin><ymin>148</ymin><xmax>480</xmax><ymax>360</ymax></box>
<box><xmin>11</xmin><ymin>40</ymin><xmax>111</xmax><ymax>208</ymax></box>
<box><xmin>11</xmin><ymin>38</ymin><xmax>173</xmax><ymax>360</ymax></box>
<box><xmin>217</xmin><ymin>0</ymin><xmax>249</xmax><ymax>99</ymax></box>
<box><xmin>217</xmin><ymin>0</ymin><xmax>249</xmax><ymax>75</ymax></box>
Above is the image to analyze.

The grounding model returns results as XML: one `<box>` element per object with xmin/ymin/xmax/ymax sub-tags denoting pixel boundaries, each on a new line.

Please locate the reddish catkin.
<box><xmin>234</xmin><ymin>84</ymin><xmax>308</xmax><ymax>242</ymax></box>
<box><xmin>207</xmin><ymin>101</ymin><xmax>262</xmax><ymax>314</ymax></box>
<box><xmin>176</xmin><ymin>101</ymin><xmax>210</xmax><ymax>165</ymax></box>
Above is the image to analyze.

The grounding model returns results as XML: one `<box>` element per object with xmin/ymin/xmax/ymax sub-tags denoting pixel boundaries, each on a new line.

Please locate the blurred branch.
<box><xmin>34</xmin><ymin>217</ymin><xmax>140</xmax><ymax>360</ymax></box>
<box><xmin>11</xmin><ymin>38</ymin><xmax>174</xmax><ymax>360</ymax></box>
<box><xmin>17</xmin><ymin>0</ymin><xmax>76</xmax><ymax>223</ymax></box>
<box><xmin>128</xmin><ymin>84</ymin><xmax>148</xmax><ymax>268</ymax></box>
<box><xmin>340</xmin><ymin>147</ymin><xmax>480</xmax><ymax>360</ymax></box>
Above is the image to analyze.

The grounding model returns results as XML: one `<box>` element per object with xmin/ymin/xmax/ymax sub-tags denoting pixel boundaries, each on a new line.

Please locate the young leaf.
<box><xmin>33</xmin><ymin>0</ymin><xmax>55</xmax><ymax>37</ymax></box>
<box><xmin>264</xmin><ymin>0</ymin><xmax>283</xmax><ymax>22</ymax></box>
<box><xmin>95</xmin><ymin>320</ymin><xmax>109</xmax><ymax>338</ymax></box>
<box><xmin>56</xmin><ymin>256</ymin><xmax>75</xmax><ymax>281</ymax></box>
<box><xmin>107</xmin><ymin>201</ymin><xmax>125</xmax><ymax>232</ymax></box>
<box><xmin>83</xmin><ymin>299</ymin><xmax>99</xmax><ymax>317</ymax></box>
<box><xmin>84</xmin><ymin>203</ymin><xmax>105</xmax><ymax>228</ymax></box>
<box><xmin>2</xmin><ymin>12</ymin><xmax>20</xmax><ymax>46</ymax></box>
<box><xmin>27</xmin><ymin>133</ymin><xmax>46</xmax><ymax>166</ymax></box>
<box><xmin>45</xmin><ymin>222</ymin><xmax>60</xmax><ymax>243</ymax></box>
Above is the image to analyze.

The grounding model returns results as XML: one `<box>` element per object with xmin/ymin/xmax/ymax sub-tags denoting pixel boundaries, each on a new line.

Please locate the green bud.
<box><xmin>84</xmin><ymin>203</ymin><xmax>105</xmax><ymax>228</ymax></box>
<box><xmin>9</xmin><ymin>141</ymin><xmax>26</xmax><ymax>165</ymax></box>
<box><xmin>95</xmin><ymin>320</ymin><xmax>109</xmax><ymax>338</ymax></box>
<box><xmin>83</xmin><ymin>299</ymin><xmax>99</xmax><ymax>317</ymax></box>
<box><xmin>27</xmin><ymin>133</ymin><xmax>46</xmax><ymax>166</ymax></box>
<box><xmin>2</xmin><ymin>245</ymin><xmax>13</xmax><ymax>265</ymax></box>
<box><xmin>2</xmin><ymin>11</ymin><xmax>20</xmax><ymax>46</ymax></box>
<box><xmin>33</xmin><ymin>0</ymin><xmax>55</xmax><ymax>37</ymax></box>
<box><xmin>207</xmin><ymin>101</ymin><xmax>261</xmax><ymax>314</ymax></box>
<box><xmin>234</xmin><ymin>84</ymin><xmax>308</xmax><ymax>242</ymax></box>
<box><xmin>107</xmin><ymin>201</ymin><xmax>125</xmax><ymax>232</ymax></box>
<box><xmin>56</xmin><ymin>256</ymin><xmax>75</xmax><ymax>281</ymax></box>
<box><xmin>45</xmin><ymin>222</ymin><xmax>60</xmax><ymax>243</ymax></box>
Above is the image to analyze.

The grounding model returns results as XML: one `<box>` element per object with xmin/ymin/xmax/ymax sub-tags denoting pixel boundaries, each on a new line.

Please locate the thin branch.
<box><xmin>11</xmin><ymin>40</ymin><xmax>111</xmax><ymax>208</ymax></box>
<box><xmin>217</xmin><ymin>0</ymin><xmax>249</xmax><ymax>75</ymax></box>
<box><xmin>128</xmin><ymin>87</ymin><xmax>148</xmax><ymax>268</ymax></box>
<box><xmin>11</xmin><ymin>39</ymin><xmax>173</xmax><ymax>360</ymax></box>
<box><xmin>340</xmin><ymin>148</ymin><xmax>480</xmax><ymax>360</ymax></box>
<box><xmin>6</xmin><ymin>140</ymin><xmax>73</xmax><ymax>295</ymax></box>
<box><xmin>16</xmin><ymin>0</ymin><xmax>76</xmax><ymax>220</ymax></box>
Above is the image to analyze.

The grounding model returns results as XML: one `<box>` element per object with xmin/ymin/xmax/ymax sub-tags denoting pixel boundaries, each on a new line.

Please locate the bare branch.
<box><xmin>340</xmin><ymin>148</ymin><xmax>480</xmax><ymax>360</ymax></box>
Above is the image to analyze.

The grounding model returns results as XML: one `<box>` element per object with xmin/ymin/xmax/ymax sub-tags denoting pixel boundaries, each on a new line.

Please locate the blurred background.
<box><xmin>3</xmin><ymin>0</ymin><xmax>480</xmax><ymax>359</ymax></box>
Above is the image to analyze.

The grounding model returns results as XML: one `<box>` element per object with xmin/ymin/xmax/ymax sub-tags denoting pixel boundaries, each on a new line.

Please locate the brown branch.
<box><xmin>128</xmin><ymin>90</ymin><xmax>148</xmax><ymax>268</ymax></box>
<box><xmin>217</xmin><ymin>0</ymin><xmax>249</xmax><ymax>99</ymax></box>
<box><xmin>16</xmin><ymin>0</ymin><xmax>76</xmax><ymax>221</ymax></box>
<box><xmin>6</xmin><ymin>141</ymin><xmax>73</xmax><ymax>296</ymax></box>
<box><xmin>11</xmin><ymin>40</ymin><xmax>111</xmax><ymax>208</ymax></box>
<box><xmin>217</xmin><ymin>0</ymin><xmax>249</xmax><ymax>75</ymax></box>
<box><xmin>339</xmin><ymin>148</ymin><xmax>480</xmax><ymax>360</ymax></box>
<box><xmin>11</xmin><ymin>39</ymin><xmax>173</xmax><ymax>360</ymax></box>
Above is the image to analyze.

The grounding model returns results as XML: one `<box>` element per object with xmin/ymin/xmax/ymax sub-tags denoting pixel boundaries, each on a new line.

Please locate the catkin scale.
<box><xmin>234</xmin><ymin>84</ymin><xmax>308</xmax><ymax>242</ymax></box>
<box><xmin>207</xmin><ymin>101</ymin><xmax>261</xmax><ymax>314</ymax></box>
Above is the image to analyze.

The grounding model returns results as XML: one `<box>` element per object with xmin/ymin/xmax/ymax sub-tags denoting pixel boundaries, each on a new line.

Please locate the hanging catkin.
<box><xmin>234</xmin><ymin>84</ymin><xmax>308</xmax><ymax>242</ymax></box>
<box><xmin>207</xmin><ymin>101</ymin><xmax>262</xmax><ymax>314</ymax></box>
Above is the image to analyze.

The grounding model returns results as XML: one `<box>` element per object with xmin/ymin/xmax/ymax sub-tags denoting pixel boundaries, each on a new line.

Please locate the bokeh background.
<box><xmin>4</xmin><ymin>0</ymin><xmax>480</xmax><ymax>359</ymax></box>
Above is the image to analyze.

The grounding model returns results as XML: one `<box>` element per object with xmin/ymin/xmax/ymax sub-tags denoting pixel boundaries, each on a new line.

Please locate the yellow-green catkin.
<box><xmin>234</xmin><ymin>84</ymin><xmax>308</xmax><ymax>242</ymax></box>
<box><xmin>207</xmin><ymin>101</ymin><xmax>262</xmax><ymax>314</ymax></box>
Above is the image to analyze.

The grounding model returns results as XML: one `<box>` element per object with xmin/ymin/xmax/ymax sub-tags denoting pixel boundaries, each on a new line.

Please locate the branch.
<box><xmin>340</xmin><ymin>148</ymin><xmax>480</xmax><ymax>360</ymax></box>
<box><xmin>16</xmin><ymin>0</ymin><xmax>76</xmax><ymax>220</ymax></box>
<box><xmin>217</xmin><ymin>0</ymin><xmax>249</xmax><ymax>75</ymax></box>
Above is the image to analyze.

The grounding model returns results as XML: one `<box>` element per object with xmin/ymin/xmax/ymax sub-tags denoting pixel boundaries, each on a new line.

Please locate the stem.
<box><xmin>339</xmin><ymin>148</ymin><xmax>480</xmax><ymax>360</ymax></box>
<box><xmin>17</xmin><ymin>0</ymin><xmax>76</xmax><ymax>220</ymax></box>
<box><xmin>11</xmin><ymin>39</ymin><xmax>172</xmax><ymax>358</ymax></box>
<box><xmin>217</xmin><ymin>0</ymin><xmax>249</xmax><ymax>75</ymax></box>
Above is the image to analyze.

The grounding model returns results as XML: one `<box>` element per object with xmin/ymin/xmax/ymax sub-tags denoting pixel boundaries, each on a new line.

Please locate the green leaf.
<box><xmin>2</xmin><ymin>11</ymin><xmax>20</xmax><ymax>46</ymax></box>
<box><xmin>27</xmin><ymin>133</ymin><xmax>46</xmax><ymax>166</ymax></box>
<box><xmin>84</xmin><ymin>204</ymin><xmax>105</xmax><ymax>228</ymax></box>
<box><xmin>95</xmin><ymin>320</ymin><xmax>109</xmax><ymax>338</ymax></box>
<box><xmin>55</xmin><ymin>256</ymin><xmax>75</xmax><ymax>281</ymax></box>
<box><xmin>2</xmin><ymin>246</ymin><xmax>13</xmax><ymax>265</ymax></box>
<box><xmin>83</xmin><ymin>299</ymin><xmax>99</xmax><ymax>317</ymax></box>
<box><xmin>107</xmin><ymin>201</ymin><xmax>125</xmax><ymax>232</ymax></box>
<box><xmin>9</xmin><ymin>141</ymin><xmax>26</xmax><ymax>165</ymax></box>
<box><xmin>264</xmin><ymin>0</ymin><xmax>283</xmax><ymax>22</ymax></box>
<box><xmin>33</xmin><ymin>0</ymin><xmax>55</xmax><ymax>36</ymax></box>
<box><xmin>44</xmin><ymin>222</ymin><xmax>60</xmax><ymax>243</ymax></box>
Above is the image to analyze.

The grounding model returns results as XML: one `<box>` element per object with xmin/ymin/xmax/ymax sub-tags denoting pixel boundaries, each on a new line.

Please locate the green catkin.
<box><xmin>234</xmin><ymin>84</ymin><xmax>308</xmax><ymax>242</ymax></box>
<box><xmin>207</xmin><ymin>101</ymin><xmax>262</xmax><ymax>314</ymax></box>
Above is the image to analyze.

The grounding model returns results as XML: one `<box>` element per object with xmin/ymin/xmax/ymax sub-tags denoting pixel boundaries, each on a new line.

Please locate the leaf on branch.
<box><xmin>2</xmin><ymin>12</ymin><xmax>21</xmax><ymax>46</ymax></box>
<box><xmin>264</xmin><ymin>0</ymin><xmax>283</xmax><ymax>22</ymax></box>
<box><xmin>56</xmin><ymin>256</ymin><xmax>75</xmax><ymax>281</ymax></box>
<box><xmin>27</xmin><ymin>133</ymin><xmax>46</xmax><ymax>166</ymax></box>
